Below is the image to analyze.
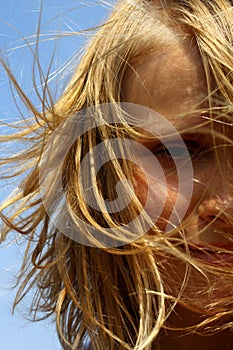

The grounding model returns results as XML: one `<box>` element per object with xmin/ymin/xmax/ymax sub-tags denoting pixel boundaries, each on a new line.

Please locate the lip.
<box><xmin>189</xmin><ymin>243</ymin><xmax>233</xmax><ymax>264</ymax></box>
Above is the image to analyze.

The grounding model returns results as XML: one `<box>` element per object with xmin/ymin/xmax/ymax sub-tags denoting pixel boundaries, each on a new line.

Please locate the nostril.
<box><xmin>205</xmin><ymin>214</ymin><xmax>226</xmax><ymax>224</ymax></box>
<box><xmin>205</xmin><ymin>215</ymin><xmax>216</xmax><ymax>223</ymax></box>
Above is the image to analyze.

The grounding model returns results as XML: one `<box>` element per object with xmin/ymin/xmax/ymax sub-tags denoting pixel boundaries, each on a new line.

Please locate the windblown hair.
<box><xmin>1</xmin><ymin>0</ymin><xmax>233</xmax><ymax>349</ymax></box>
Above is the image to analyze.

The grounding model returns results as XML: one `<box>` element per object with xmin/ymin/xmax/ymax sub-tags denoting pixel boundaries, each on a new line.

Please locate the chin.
<box><xmin>159</xmin><ymin>252</ymin><xmax>233</xmax><ymax>317</ymax></box>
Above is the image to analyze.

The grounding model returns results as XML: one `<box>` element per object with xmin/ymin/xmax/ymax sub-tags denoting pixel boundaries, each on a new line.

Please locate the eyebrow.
<box><xmin>166</xmin><ymin>113</ymin><xmax>210</xmax><ymax>131</ymax></box>
<box><xmin>132</xmin><ymin>118</ymin><xmax>210</xmax><ymax>146</ymax></box>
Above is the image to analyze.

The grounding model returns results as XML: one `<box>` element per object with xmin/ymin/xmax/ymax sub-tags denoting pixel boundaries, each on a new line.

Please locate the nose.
<box><xmin>197</xmin><ymin>146</ymin><xmax>233</xmax><ymax>229</ymax></box>
<box><xmin>198</xmin><ymin>197</ymin><xmax>233</xmax><ymax>229</ymax></box>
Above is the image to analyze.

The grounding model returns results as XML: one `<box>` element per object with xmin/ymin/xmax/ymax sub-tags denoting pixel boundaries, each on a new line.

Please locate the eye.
<box><xmin>152</xmin><ymin>141</ymin><xmax>203</xmax><ymax>161</ymax></box>
<box><xmin>154</xmin><ymin>144</ymin><xmax>187</xmax><ymax>159</ymax></box>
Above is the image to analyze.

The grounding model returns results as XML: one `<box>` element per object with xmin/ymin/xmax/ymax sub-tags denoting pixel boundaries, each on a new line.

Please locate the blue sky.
<box><xmin>0</xmin><ymin>1</ymin><xmax>109</xmax><ymax>349</ymax></box>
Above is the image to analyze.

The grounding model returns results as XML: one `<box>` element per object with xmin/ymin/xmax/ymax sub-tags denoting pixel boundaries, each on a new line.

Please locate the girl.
<box><xmin>1</xmin><ymin>0</ymin><xmax>233</xmax><ymax>349</ymax></box>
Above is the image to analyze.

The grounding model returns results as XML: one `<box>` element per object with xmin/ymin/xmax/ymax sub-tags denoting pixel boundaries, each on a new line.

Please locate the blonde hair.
<box><xmin>1</xmin><ymin>0</ymin><xmax>233</xmax><ymax>349</ymax></box>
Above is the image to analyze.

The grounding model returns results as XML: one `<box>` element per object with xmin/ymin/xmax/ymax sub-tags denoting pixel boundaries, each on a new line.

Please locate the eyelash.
<box><xmin>152</xmin><ymin>140</ymin><xmax>206</xmax><ymax>161</ymax></box>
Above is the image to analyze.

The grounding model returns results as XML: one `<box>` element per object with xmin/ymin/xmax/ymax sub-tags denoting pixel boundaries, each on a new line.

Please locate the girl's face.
<box><xmin>123</xmin><ymin>36</ymin><xmax>233</xmax><ymax>249</ymax></box>
<box><xmin>122</xmin><ymin>32</ymin><xmax>233</xmax><ymax>310</ymax></box>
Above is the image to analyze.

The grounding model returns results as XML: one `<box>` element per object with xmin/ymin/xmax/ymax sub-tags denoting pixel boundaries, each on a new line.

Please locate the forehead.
<box><xmin>122</xmin><ymin>36</ymin><xmax>208</xmax><ymax>125</ymax></box>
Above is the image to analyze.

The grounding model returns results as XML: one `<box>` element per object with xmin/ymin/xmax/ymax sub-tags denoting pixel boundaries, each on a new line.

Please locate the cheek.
<box><xmin>132</xmin><ymin>164</ymin><xmax>180</xmax><ymax>231</ymax></box>
<box><xmin>132</xmin><ymin>165</ymin><xmax>148</xmax><ymax>207</ymax></box>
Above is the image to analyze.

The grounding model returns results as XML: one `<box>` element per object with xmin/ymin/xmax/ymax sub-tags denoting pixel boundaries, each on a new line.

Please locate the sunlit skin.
<box><xmin>122</xmin><ymin>33</ymin><xmax>233</xmax><ymax>349</ymax></box>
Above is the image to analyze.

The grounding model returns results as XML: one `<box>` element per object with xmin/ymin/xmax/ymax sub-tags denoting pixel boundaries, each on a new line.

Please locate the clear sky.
<box><xmin>0</xmin><ymin>1</ymin><xmax>109</xmax><ymax>349</ymax></box>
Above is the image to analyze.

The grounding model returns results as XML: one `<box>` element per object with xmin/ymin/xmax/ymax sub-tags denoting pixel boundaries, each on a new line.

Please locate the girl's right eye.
<box><xmin>151</xmin><ymin>140</ymin><xmax>208</xmax><ymax>163</ymax></box>
<box><xmin>153</xmin><ymin>144</ymin><xmax>189</xmax><ymax>160</ymax></box>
